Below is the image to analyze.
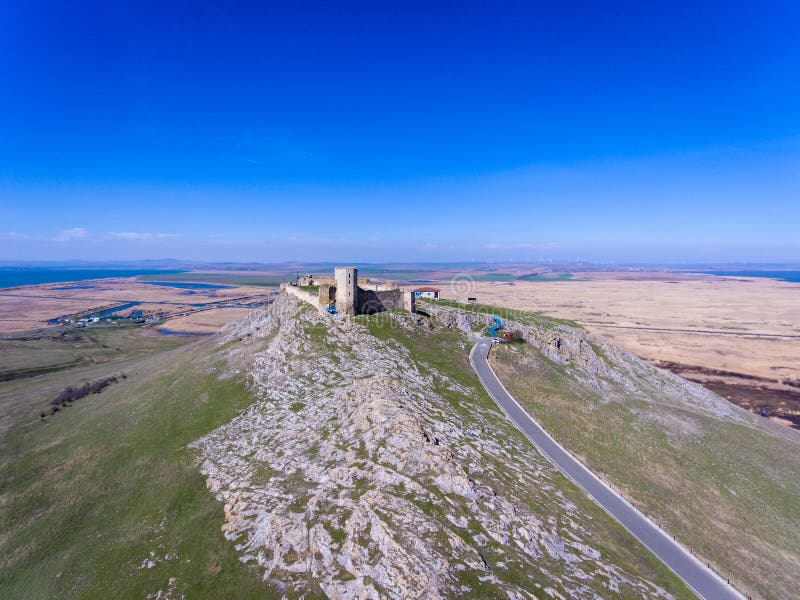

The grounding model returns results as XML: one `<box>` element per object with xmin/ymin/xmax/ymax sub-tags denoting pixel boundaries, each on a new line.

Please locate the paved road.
<box><xmin>469</xmin><ymin>338</ymin><xmax>743</xmax><ymax>600</ymax></box>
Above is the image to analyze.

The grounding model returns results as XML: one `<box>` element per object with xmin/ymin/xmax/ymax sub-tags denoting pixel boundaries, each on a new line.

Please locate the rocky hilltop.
<box><xmin>190</xmin><ymin>295</ymin><xmax>684</xmax><ymax>598</ymax></box>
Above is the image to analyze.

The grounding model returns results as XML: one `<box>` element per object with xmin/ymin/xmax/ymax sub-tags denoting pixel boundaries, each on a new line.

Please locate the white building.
<box><xmin>413</xmin><ymin>286</ymin><xmax>441</xmax><ymax>299</ymax></box>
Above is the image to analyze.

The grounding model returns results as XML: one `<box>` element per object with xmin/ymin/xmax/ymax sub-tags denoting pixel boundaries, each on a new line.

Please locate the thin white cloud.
<box><xmin>53</xmin><ymin>227</ymin><xmax>88</xmax><ymax>241</ymax></box>
<box><xmin>106</xmin><ymin>231</ymin><xmax>177</xmax><ymax>241</ymax></box>
<box><xmin>0</xmin><ymin>231</ymin><xmax>35</xmax><ymax>240</ymax></box>
<box><xmin>107</xmin><ymin>231</ymin><xmax>153</xmax><ymax>240</ymax></box>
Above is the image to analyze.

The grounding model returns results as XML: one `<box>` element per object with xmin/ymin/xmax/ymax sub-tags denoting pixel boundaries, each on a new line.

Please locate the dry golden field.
<box><xmin>438</xmin><ymin>272</ymin><xmax>800</xmax><ymax>427</ymax></box>
<box><xmin>447</xmin><ymin>273</ymin><xmax>799</xmax><ymax>378</ymax></box>
<box><xmin>0</xmin><ymin>278</ymin><xmax>273</xmax><ymax>334</ymax></box>
<box><xmin>160</xmin><ymin>307</ymin><xmax>252</xmax><ymax>334</ymax></box>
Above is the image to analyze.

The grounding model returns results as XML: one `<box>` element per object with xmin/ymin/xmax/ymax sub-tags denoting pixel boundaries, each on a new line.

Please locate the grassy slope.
<box><xmin>360</xmin><ymin>313</ymin><xmax>692</xmax><ymax>598</ymax></box>
<box><xmin>0</xmin><ymin>325</ymin><xmax>187</xmax><ymax>381</ymax></box>
<box><xmin>0</xmin><ymin>326</ymin><xmax>191</xmax><ymax>437</ymax></box>
<box><xmin>479</xmin><ymin>312</ymin><xmax>800</xmax><ymax>599</ymax></box>
<box><xmin>0</xmin><ymin>332</ymin><xmax>274</xmax><ymax>598</ymax></box>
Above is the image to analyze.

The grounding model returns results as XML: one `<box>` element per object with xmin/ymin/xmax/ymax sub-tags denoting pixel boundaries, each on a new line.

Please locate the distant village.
<box><xmin>53</xmin><ymin>308</ymin><xmax>154</xmax><ymax>327</ymax></box>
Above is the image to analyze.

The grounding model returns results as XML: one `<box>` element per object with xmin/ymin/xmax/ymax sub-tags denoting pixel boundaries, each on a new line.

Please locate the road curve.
<box><xmin>469</xmin><ymin>338</ymin><xmax>743</xmax><ymax>600</ymax></box>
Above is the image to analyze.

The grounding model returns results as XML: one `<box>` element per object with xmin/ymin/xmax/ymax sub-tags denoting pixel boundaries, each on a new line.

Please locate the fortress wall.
<box><xmin>282</xmin><ymin>276</ymin><xmax>415</xmax><ymax>315</ymax></box>
<box><xmin>283</xmin><ymin>284</ymin><xmax>321</xmax><ymax>310</ymax></box>
<box><xmin>358</xmin><ymin>288</ymin><xmax>406</xmax><ymax>314</ymax></box>
<box><xmin>318</xmin><ymin>283</ymin><xmax>336</xmax><ymax>307</ymax></box>
<box><xmin>359</xmin><ymin>281</ymin><xmax>395</xmax><ymax>291</ymax></box>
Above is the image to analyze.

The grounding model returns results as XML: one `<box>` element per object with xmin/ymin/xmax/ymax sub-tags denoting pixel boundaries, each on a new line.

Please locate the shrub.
<box><xmin>49</xmin><ymin>375</ymin><xmax>119</xmax><ymax>410</ymax></box>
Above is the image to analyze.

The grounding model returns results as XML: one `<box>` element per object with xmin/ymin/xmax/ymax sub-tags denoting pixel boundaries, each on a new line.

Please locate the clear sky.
<box><xmin>1</xmin><ymin>1</ymin><xmax>799</xmax><ymax>263</ymax></box>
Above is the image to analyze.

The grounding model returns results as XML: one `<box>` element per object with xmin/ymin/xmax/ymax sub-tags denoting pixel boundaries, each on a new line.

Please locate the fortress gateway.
<box><xmin>281</xmin><ymin>267</ymin><xmax>416</xmax><ymax>315</ymax></box>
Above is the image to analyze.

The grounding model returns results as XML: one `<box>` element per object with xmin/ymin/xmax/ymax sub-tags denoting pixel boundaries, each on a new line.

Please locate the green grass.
<box><xmin>0</xmin><ymin>325</ymin><xmax>187</xmax><ymax>382</ymax></box>
<box><xmin>361</xmin><ymin>315</ymin><xmax>479</xmax><ymax>389</ymax></box>
<box><xmin>0</xmin><ymin>327</ymin><xmax>193</xmax><ymax>439</ymax></box>
<box><xmin>0</xmin><ymin>355</ymin><xmax>83</xmax><ymax>382</ymax></box>
<box><xmin>328</xmin><ymin>527</ymin><xmax>346</xmax><ymax>545</ymax></box>
<box><xmin>0</xmin><ymin>337</ymin><xmax>280</xmax><ymax>598</ymax></box>
<box><xmin>299</xmin><ymin>285</ymin><xmax>319</xmax><ymax>294</ymax></box>
<box><xmin>468</xmin><ymin>272</ymin><xmax>517</xmax><ymax>281</ymax></box>
<box><xmin>491</xmin><ymin>341</ymin><xmax>800</xmax><ymax>600</ymax></box>
<box><xmin>515</xmin><ymin>272</ymin><xmax>574</xmax><ymax>281</ymax></box>
<box><xmin>303</xmin><ymin>322</ymin><xmax>338</xmax><ymax>357</ymax></box>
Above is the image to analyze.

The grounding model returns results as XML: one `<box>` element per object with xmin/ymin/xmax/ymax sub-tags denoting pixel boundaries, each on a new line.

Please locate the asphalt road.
<box><xmin>470</xmin><ymin>338</ymin><xmax>743</xmax><ymax>600</ymax></box>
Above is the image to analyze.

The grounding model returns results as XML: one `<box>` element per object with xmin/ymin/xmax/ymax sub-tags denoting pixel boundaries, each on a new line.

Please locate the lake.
<box><xmin>0</xmin><ymin>268</ymin><xmax>184</xmax><ymax>289</ymax></box>
<box><xmin>701</xmin><ymin>270</ymin><xmax>800</xmax><ymax>283</ymax></box>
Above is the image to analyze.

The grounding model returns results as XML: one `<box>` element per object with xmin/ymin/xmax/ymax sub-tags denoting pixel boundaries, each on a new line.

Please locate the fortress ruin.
<box><xmin>281</xmin><ymin>267</ymin><xmax>416</xmax><ymax>315</ymax></box>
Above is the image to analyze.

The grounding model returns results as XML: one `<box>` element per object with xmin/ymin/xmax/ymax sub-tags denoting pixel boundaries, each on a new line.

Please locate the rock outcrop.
<box><xmin>190</xmin><ymin>296</ymin><xmax>676</xmax><ymax>598</ymax></box>
<box><xmin>419</xmin><ymin>302</ymin><xmax>615</xmax><ymax>377</ymax></box>
<box><xmin>421</xmin><ymin>301</ymin><xmax>747</xmax><ymax>423</ymax></box>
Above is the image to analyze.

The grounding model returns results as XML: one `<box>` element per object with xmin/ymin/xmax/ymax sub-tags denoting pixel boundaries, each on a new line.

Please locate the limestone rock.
<box><xmin>190</xmin><ymin>296</ymin><xmax>675</xmax><ymax>598</ymax></box>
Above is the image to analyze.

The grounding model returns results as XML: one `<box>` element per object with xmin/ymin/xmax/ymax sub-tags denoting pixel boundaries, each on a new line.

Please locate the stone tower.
<box><xmin>334</xmin><ymin>267</ymin><xmax>358</xmax><ymax>316</ymax></box>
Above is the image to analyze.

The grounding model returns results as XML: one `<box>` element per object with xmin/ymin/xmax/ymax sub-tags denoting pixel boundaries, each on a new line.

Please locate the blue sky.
<box><xmin>1</xmin><ymin>1</ymin><xmax>799</xmax><ymax>263</ymax></box>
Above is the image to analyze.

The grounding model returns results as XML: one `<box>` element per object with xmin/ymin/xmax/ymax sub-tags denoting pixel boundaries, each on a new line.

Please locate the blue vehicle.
<box><xmin>487</xmin><ymin>315</ymin><xmax>503</xmax><ymax>337</ymax></box>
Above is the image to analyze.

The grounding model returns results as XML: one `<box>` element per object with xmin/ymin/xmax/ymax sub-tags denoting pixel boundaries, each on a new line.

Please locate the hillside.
<box><xmin>0</xmin><ymin>328</ymin><xmax>269</xmax><ymax>597</ymax></box>
<box><xmin>1</xmin><ymin>295</ymin><xmax>692</xmax><ymax>598</ymax></box>
<box><xmin>420</xmin><ymin>299</ymin><xmax>800</xmax><ymax>600</ymax></box>
<box><xmin>194</xmin><ymin>296</ymin><xmax>693</xmax><ymax>598</ymax></box>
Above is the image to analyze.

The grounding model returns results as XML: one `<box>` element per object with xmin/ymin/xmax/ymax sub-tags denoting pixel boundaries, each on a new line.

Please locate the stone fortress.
<box><xmin>281</xmin><ymin>267</ymin><xmax>416</xmax><ymax>315</ymax></box>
